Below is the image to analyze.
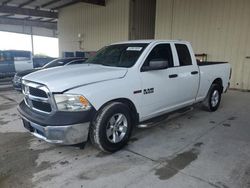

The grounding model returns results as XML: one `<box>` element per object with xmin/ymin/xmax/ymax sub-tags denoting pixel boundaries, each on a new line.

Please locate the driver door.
<box><xmin>139</xmin><ymin>43</ymin><xmax>181</xmax><ymax>121</ymax></box>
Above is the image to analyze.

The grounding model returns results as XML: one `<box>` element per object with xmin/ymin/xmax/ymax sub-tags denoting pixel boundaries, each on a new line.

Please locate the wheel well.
<box><xmin>212</xmin><ymin>78</ymin><xmax>223</xmax><ymax>92</ymax></box>
<box><xmin>98</xmin><ymin>98</ymin><xmax>139</xmax><ymax>125</ymax></box>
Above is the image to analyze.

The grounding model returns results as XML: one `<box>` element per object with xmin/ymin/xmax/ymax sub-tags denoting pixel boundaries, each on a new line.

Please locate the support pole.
<box><xmin>31</xmin><ymin>26</ymin><xmax>34</xmax><ymax>56</ymax></box>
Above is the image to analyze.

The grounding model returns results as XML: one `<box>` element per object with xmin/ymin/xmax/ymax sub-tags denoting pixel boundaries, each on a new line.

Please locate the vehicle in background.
<box><xmin>18</xmin><ymin>40</ymin><xmax>231</xmax><ymax>153</ymax></box>
<box><xmin>12</xmin><ymin>57</ymin><xmax>87</xmax><ymax>91</ymax></box>
<box><xmin>33</xmin><ymin>57</ymin><xmax>56</xmax><ymax>68</ymax></box>
<box><xmin>0</xmin><ymin>50</ymin><xmax>33</xmax><ymax>78</ymax></box>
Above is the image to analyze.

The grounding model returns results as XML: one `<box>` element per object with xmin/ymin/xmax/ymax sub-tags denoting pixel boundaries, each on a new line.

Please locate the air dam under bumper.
<box><xmin>18</xmin><ymin>100</ymin><xmax>96</xmax><ymax>145</ymax></box>
<box><xmin>22</xmin><ymin>117</ymin><xmax>89</xmax><ymax>145</ymax></box>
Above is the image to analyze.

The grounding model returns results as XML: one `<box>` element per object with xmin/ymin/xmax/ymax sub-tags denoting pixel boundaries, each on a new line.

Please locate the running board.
<box><xmin>137</xmin><ymin>106</ymin><xmax>194</xmax><ymax>128</ymax></box>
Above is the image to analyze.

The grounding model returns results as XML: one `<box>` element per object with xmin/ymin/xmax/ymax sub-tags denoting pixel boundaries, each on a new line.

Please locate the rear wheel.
<box><xmin>203</xmin><ymin>84</ymin><xmax>222</xmax><ymax>112</ymax></box>
<box><xmin>89</xmin><ymin>102</ymin><xmax>132</xmax><ymax>153</ymax></box>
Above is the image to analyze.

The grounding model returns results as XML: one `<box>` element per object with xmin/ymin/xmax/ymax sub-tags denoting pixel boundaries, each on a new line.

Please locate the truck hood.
<box><xmin>23</xmin><ymin>64</ymin><xmax>127</xmax><ymax>92</ymax></box>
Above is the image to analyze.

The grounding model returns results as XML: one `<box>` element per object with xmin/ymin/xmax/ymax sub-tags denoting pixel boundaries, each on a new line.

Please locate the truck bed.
<box><xmin>196</xmin><ymin>62</ymin><xmax>231</xmax><ymax>102</ymax></box>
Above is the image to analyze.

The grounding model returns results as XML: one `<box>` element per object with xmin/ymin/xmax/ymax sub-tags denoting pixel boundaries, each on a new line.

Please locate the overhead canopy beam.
<box><xmin>52</xmin><ymin>0</ymin><xmax>82</xmax><ymax>10</ymax></box>
<box><xmin>33</xmin><ymin>17</ymin><xmax>43</xmax><ymax>21</ymax></box>
<box><xmin>81</xmin><ymin>0</ymin><xmax>105</xmax><ymax>6</ymax></box>
<box><xmin>0</xmin><ymin>5</ymin><xmax>58</xmax><ymax>18</ymax></box>
<box><xmin>0</xmin><ymin>13</ymin><xmax>14</xmax><ymax>17</ymax></box>
<box><xmin>19</xmin><ymin>0</ymin><xmax>36</xmax><ymax>8</ymax></box>
<box><xmin>52</xmin><ymin>0</ymin><xmax>105</xmax><ymax>9</ymax></box>
<box><xmin>2</xmin><ymin>0</ymin><xmax>12</xmax><ymax>5</ymax></box>
<box><xmin>0</xmin><ymin>17</ymin><xmax>57</xmax><ymax>30</ymax></box>
<box><xmin>40</xmin><ymin>0</ymin><xmax>61</xmax><ymax>8</ymax></box>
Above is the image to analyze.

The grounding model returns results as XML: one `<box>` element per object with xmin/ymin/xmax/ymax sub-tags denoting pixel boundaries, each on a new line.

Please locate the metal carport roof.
<box><xmin>0</xmin><ymin>0</ymin><xmax>105</xmax><ymax>31</ymax></box>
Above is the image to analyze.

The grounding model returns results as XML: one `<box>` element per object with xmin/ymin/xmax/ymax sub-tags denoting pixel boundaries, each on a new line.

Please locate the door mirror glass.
<box><xmin>142</xmin><ymin>59</ymin><xmax>168</xmax><ymax>72</ymax></box>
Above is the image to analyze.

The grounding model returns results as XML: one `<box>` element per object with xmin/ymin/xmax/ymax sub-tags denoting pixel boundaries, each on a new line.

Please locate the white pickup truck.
<box><xmin>18</xmin><ymin>40</ymin><xmax>231</xmax><ymax>152</ymax></box>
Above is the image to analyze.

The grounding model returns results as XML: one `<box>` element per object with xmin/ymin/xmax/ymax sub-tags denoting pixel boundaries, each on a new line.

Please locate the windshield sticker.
<box><xmin>127</xmin><ymin>47</ymin><xmax>143</xmax><ymax>51</ymax></box>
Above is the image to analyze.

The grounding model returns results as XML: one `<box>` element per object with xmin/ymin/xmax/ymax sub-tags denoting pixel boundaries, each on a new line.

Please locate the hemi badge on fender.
<box><xmin>133</xmin><ymin>90</ymin><xmax>142</xmax><ymax>94</ymax></box>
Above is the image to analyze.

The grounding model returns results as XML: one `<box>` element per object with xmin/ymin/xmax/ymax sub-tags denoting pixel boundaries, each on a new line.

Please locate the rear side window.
<box><xmin>143</xmin><ymin>44</ymin><xmax>174</xmax><ymax>68</ymax></box>
<box><xmin>175</xmin><ymin>44</ymin><xmax>192</xmax><ymax>66</ymax></box>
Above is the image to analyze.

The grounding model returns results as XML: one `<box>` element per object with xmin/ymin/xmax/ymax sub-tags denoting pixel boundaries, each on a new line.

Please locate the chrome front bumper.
<box><xmin>22</xmin><ymin>117</ymin><xmax>90</xmax><ymax>145</ymax></box>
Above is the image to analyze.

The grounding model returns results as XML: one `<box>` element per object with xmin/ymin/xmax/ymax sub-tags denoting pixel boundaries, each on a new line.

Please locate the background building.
<box><xmin>58</xmin><ymin>0</ymin><xmax>250</xmax><ymax>90</ymax></box>
<box><xmin>155</xmin><ymin>0</ymin><xmax>250</xmax><ymax>90</ymax></box>
<box><xmin>58</xmin><ymin>0</ymin><xmax>156</xmax><ymax>53</ymax></box>
<box><xmin>0</xmin><ymin>0</ymin><xmax>249</xmax><ymax>90</ymax></box>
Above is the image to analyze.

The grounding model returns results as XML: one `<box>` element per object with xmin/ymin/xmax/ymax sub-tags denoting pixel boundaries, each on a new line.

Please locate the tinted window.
<box><xmin>0</xmin><ymin>51</ymin><xmax>13</xmax><ymax>62</ymax></box>
<box><xmin>43</xmin><ymin>59</ymin><xmax>65</xmax><ymax>68</ymax></box>
<box><xmin>43</xmin><ymin>58</ymin><xmax>81</xmax><ymax>68</ymax></box>
<box><xmin>67</xmin><ymin>59</ymin><xmax>86</xmax><ymax>65</ymax></box>
<box><xmin>85</xmin><ymin>43</ymin><xmax>148</xmax><ymax>68</ymax></box>
<box><xmin>175</xmin><ymin>44</ymin><xmax>192</xmax><ymax>66</ymax></box>
<box><xmin>143</xmin><ymin>44</ymin><xmax>173</xmax><ymax>68</ymax></box>
<box><xmin>12</xmin><ymin>51</ymin><xmax>31</xmax><ymax>58</ymax></box>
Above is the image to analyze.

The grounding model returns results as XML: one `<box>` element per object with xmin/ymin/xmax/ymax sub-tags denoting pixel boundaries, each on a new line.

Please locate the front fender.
<box><xmin>66</xmin><ymin>77</ymin><xmax>142</xmax><ymax>117</ymax></box>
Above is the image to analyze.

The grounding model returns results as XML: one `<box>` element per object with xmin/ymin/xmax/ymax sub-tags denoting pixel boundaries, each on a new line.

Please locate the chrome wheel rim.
<box><xmin>211</xmin><ymin>90</ymin><xmax>219</xmax><ymax>107</ymax></box>
<box><xmin>106</xmin><ymin>113</ymin><xmax>128</xmax><ymax>143</ymax></box>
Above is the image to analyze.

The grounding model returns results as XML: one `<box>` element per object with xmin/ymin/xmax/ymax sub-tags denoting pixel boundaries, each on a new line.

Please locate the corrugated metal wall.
<box><xmin>155</xmin><ymin>0</ymin><xmax>250</xmax><ymax>89</ymax></box>
<box><xmin>129</xmin><ymin>0</ymin><xmax>156</xmax><ymax>40</ymax></box>
<box><xmin>58</xmin><ymin>0</ymin><xmax>130</xmax><ymax>54</ymax></box>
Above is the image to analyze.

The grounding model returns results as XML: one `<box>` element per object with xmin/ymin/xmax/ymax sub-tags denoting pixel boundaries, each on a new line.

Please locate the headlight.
<box><xmin>54</xmin><ymin>94</ymin><xmax>91</xmax><ymax>111</ymax></box>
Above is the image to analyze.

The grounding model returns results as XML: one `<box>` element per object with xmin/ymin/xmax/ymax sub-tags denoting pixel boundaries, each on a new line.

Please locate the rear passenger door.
<box><xmin>172</xmin><ymin>43</ymin><xmax>199</xmax><ymax>105</ymax></box>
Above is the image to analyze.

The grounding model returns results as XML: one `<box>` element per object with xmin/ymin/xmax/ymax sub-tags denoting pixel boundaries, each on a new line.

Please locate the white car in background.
<box><xmin>0</xmin><ymin>50</ymin><xmax>33</xmax><ymax>78</ymax></box>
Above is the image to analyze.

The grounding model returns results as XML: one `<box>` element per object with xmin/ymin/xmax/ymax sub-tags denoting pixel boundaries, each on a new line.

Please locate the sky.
<box><xmin>0</xmin><ymin>31</ymin><xmax>59</xmax><ymax>57</ymax></box>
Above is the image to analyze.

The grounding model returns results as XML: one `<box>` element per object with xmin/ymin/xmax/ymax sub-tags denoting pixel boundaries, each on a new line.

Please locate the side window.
<box><xmin>143</xmin><ymin>44</ymin><xmax>174</xmax><ymax>68</ymax></box>
<box><xmin>3</xmin><ymin>52</ymin><xmax>12</xmax><ymax>61</ymax></box>
<box><xmin>175</xmin><ymin>44</ymin><xmax>192</xmax><ymax>66</ymax></box>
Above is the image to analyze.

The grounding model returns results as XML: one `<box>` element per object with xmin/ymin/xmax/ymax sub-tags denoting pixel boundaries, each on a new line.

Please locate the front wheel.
<box><xmin>89</xmin><ymin>102</ymin><xmax>132</xmax><ymax>153</ymax></box>
<box><xmin>203</xmin><ymin>84</ymin><xmax>222</xmax><ymax>112</ymax></box>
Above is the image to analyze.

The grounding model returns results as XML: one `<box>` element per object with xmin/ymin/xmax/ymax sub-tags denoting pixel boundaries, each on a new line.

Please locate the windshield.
<box><xmin>85</xmin><ymin>43</ymin><xmax>148</xmax><ymax>68</ymax></box>
<box><xmin>66</xmin><ymin>59</ymin><xmax>86</xmax><ymax>65</ymax></box>
<box><xmin>43</xmin><ymin>59</ymin><xmax>64</xmax><ymax>68</ymax></box>
<box><xmin>43</xmin><ymin>58</ymin><xmax>81</xmax><ymax>68</ymax></box>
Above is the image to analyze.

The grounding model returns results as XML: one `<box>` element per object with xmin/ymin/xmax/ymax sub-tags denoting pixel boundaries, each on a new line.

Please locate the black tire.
<box><xmin>203</xmin><ymin>84</ymin><xmax>222</xmax><ymax>112</ymax></box>
<box><xmin>89</xmin><ymin>102</ymin><xmax>133</xmax><ymax>153</ymax></box>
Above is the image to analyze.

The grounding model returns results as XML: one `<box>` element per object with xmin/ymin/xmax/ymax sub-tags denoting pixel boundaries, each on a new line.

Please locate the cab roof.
<box><xmin>112</xmin><ymin>39</ymin><xmax>190</xmax><ymax>45</ymax></box>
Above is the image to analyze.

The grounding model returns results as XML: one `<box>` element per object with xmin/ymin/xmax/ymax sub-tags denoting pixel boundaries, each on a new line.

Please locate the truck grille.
<box><xmin>22</xmin><ymin>81</ymin><xmax>53</xmax><ymax>114</ymax></box>
<box><xmin>29</xmin><ymin>87</ymin><xmax>47</xmax><ymax>98</ymax></box>
<box><xmin>32</xmin><ymin>101</ymin><xmax>52</xmax><ymax>112</ymax></box>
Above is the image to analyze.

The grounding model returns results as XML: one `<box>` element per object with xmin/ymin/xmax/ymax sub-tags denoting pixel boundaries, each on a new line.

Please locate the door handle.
<box><xmin>169</xmin><ymin>74</ymin><xmax>178</xmax><ymax>78</ymax></box>
<box><xmin>191</xmin><ymin>71</ymin><xmax>198</xmax><ymax>75</ymax></box>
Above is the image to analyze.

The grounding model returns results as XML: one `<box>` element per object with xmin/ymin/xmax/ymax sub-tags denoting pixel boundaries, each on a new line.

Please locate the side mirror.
<box><xmin>141</xmin><ymin>60</ymin><xmax>168</xmax><ymax>72</ymax></box>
